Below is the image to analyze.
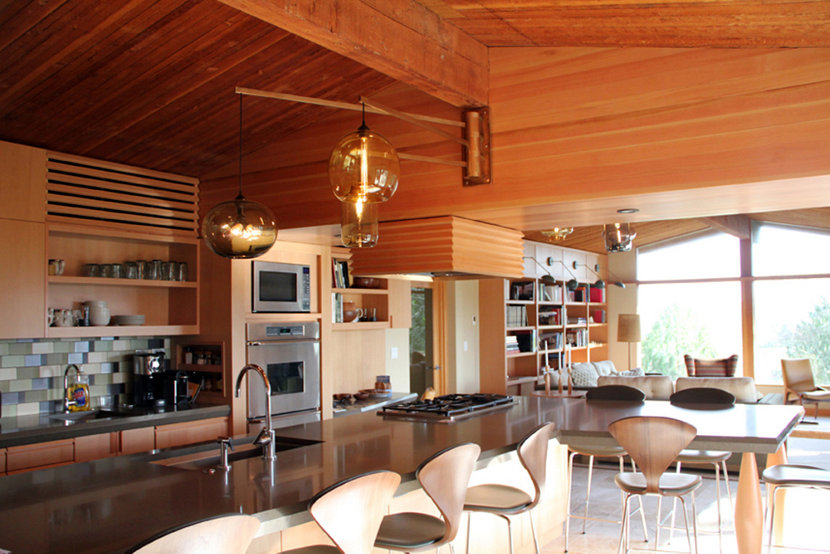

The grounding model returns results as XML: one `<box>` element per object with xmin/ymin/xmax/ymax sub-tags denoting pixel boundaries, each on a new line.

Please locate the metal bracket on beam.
<box><xmin>463</xmin><ymin>107</ymin><xmax>491</xmax><ymax>186</ymax></box>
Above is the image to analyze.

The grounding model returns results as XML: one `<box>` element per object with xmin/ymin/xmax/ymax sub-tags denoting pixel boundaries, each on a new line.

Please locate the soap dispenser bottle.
<box><xmin>65</xmin><ymin>365</ymin><xmax>91</xmax><ymax>412</ymax></box>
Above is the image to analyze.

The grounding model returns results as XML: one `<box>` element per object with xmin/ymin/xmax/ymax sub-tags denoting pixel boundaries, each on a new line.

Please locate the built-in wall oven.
<box><xmin>246</xmin><ymin>321</ymin><xmax>320</xmax><ymax>426</ymax></box>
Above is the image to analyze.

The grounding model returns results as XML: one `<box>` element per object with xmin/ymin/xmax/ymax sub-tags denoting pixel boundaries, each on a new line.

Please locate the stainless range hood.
<box><xmin>349</xmin><ymin>216</ymin><xmax>524</xmax><ymax>279</ymax></box>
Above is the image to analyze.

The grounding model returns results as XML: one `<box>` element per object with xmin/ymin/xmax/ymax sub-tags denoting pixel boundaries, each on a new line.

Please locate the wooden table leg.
<box><xmin>735</xmin><ymin>453</ymin><xmax>763</xmax><ymax>554</ymax></box>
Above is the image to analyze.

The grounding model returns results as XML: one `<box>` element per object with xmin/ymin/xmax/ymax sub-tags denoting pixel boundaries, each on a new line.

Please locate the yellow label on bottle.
<box><xmin>67</xmin><ymin>384</ymin><xmax>91</xmax><ymax>412</ymax></box>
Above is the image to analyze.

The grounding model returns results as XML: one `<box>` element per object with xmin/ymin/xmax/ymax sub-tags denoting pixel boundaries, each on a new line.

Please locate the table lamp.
<box><xmin>617</xmin><ymin>314</ymin><xmax>641</xmax><ymax>371</ymax></box>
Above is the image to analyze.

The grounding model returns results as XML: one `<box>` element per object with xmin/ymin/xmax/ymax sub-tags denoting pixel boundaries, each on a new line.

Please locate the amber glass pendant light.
<box><xmin>202</xmin><ymin>96</ymin><xmax>277</xmax><ymax>259</ymax></box>
<box><xmin>328</xmin><ymin>104</ymin><xmax>400</xmax><ymax>203</ymax></box>
<box><xmin>340</xmin><ymin>198</ymin><xmax>379</xmax><ymax>248</ymax></box>
<box><xmin>602</xmin><ymin>222</ymin><xmax>636</xmax><ymax>252</ymax></box>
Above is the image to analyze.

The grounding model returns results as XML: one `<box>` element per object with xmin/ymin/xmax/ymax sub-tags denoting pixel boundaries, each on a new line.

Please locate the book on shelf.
<box><xmin>331</xmin><ymin>259</ymin><xmax>351</xmax><ymax>288</ymax></box>
<box><xmin>539</xmin><ymin>331</ymin><xmax>563</xmax><ymax>350</ymax></box>
<box><xmin>516</xmin><ymin>330</ymin><xmax>536</xmax><ymax>353</ymax></box>
<box><xmin>506</xmin><ymin>335</ymin><xmax>520</xmax><ymax>353</ymax></box>
<box><xmin>505</xmin><ymin>305</ymin><xmax>528</xmax><ymax>327</ymax></box>
<box><xmin>567</xmin><ymin>316</ymin><xmax>587</xmax><ymax>326</ymax></box>
<box><xmin>539</xmin><ymin>282</ymin><xmax>563</xmax><ymax>303</ymax></box>
<box><xmin>332</xmin><ymin>292</ymin><xmax>343</xmax><ymax>323</ymax></box>
<box><xmin>538</xmin><ymin>307</ymin><xmax>561</xmax><ymax>326</ymax></box>
<box><xmin>591</xmin><ymin>309</ymin><xmax>606</xmax><ymax>323</ymax></box>
<box><xmin>509</xmin><ymin>280</ymin><xmax>535</xmax><ymax>301</ymax></box>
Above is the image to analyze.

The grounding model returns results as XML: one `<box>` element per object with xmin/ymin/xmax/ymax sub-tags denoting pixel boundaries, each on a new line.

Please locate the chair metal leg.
<box><xmin>617</xmin><ymin>494</ymin><xmax>631</xmax><ymax>554</ymax></box>
<box><xmin>630</xmin><ymin>458</ymin><xmax>649</xmax><ymax>543</ymax></box>
<box><xmin>582</xmin><ymin>454</ymin><xmax>595</xmax><ymax>533</ymax></box>
<box><xmin>465</xmin><ymin>512</ymin><xmax>472</xmax><ymax>554</ymax></box>
<box><xmin>714</xmin><ymin>461</ymin><xmax>723</xmax><ymax>551</ymax></box>
<box><xmin>678</xmin><ymin>495</ymin><xmax>692</xmax><ymax>554</ymax></box>
<box><xmin>565</xmin><ymin>450</ymin><xmax>576</xmax><ymax>552</ymax></box>
<box><xmin>528</xmin><ymin>509</ymin><xmax>540</xmax><ymax>554</ymax></box>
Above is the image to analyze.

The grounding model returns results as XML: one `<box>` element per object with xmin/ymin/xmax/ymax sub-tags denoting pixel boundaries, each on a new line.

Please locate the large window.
<box><xmin>752</xmin><ymin>224</ymin><xmax>830</xmax><ymax>384</ymax></box>
<box><xmin>637</xmin><ymin>232</ymin><xmax>742</xmax><ymax>378</ymax></box>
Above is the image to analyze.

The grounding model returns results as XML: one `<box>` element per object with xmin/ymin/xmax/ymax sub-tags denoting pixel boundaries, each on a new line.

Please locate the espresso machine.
<box><xmin>132</xmin><ymin>350</ymin><xmax>165</xmax><ymax>407</ymax></box>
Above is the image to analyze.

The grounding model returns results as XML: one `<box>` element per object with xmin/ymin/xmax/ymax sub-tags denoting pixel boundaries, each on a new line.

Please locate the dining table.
<box><xmin>533</xmin><ymin>395</ymin><xmax>803</xmax><ymax>554</ymax></box>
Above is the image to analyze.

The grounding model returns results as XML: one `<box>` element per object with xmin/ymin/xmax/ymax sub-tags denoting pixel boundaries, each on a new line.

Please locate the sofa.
<box><xmin>542</xmin><ymin>360</ymin><xmax>645</xmax><ymax>390</ymax></box>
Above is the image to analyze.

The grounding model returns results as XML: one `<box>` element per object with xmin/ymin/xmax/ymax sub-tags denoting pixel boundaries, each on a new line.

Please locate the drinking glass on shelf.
<box><xmin>84</xmin><ymin>263</ymin><xmax>100</xmax><ymax>277</ymax></box>
<box><xmin>148</xmin><ymin>259</ymin><xmax>161</xmax><ymax>280</ymax></box>
<box><xmin>161</xmin><ymin>261</ymin><xmax>174</xmax><ymax>281</ymax></box>
<box><xmin>175</xmin><ymin>262</ymin><xmax>188</xmax><ymax>282</ymax></box>
<box><xmin>111</xmin><ymin>263</ymin><xmax>123</xmax><ymax>279</ymax></box>
<box><xmin>125</xmin><ymin>262</ymin><xmax>138</xmax><ymax>279</ymax></box>
<box><xmin>100</xmin><ymin>264</ymin><xmax>113</xmax><ymax>278</ymax></box>
<box><xmin>137</xmin><ymin>260</ymin><xmax>148</xmax><ymax>279</ymax></box>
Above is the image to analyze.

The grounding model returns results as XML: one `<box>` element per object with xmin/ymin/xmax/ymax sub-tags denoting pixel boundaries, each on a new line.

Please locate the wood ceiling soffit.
<box><xmin>217</xmin><ymin>0</ymin><xmax>488</xmax><ymax>107</ymax></box>
<box><xmin>426</xmin><ymin>1</ymin><xmax>830</xmax><ymax>47</ymax></box>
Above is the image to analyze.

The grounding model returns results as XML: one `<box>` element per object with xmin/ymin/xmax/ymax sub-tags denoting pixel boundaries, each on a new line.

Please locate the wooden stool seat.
<box><xmin>376</xmin><ymin>512</ymin><xmax>447</xmax><ymax>549</ymax></box>
<box><xmin>279</xmin><ymin>546</ymin><xmax>339</xmax><ymax>554</ymax></box>
<box><xmin>676</xmin><ymin>449</ymin><xmax>731</xmax><ymax>464</ymax></box>
<box><xmin>615</xmin><ymin>472</ymin><xmax>702</xmax><ymax>496</ymax></box>
<box><xmin>763</xmin><ymin>464</ymin><xmax>830</xmax><ymax>552</ymax></box>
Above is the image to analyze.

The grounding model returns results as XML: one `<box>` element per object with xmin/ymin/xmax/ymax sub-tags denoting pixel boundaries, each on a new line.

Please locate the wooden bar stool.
<box><xmin>463</xmin><ymin>422</ymin><xmax>555</xmax><ymax>554</ymax></box>
<box><xmin>374</xmin><ymin>442</ymin><xmax>481</xmax><ymax>554</ymax></box>
<box><xmin>762</xmin><ymin>464</ymin><xmax>830</xmax><ymax>552</ymax></box>
<box><xmin>126</xmin><ymin>513</ymin><xmax>260</xmax><ymax>554</ymax></box>
<box><xmin>609</xmin><ymin>416</ymin><xmax>702</xmax><ymax>554</ymax></box>
<box><xmin>565</xmin><ymin>385</ymin><xmax>649</xmax><ymax>553</ymax></box>
<box><xmin>667</xmin><ymin>387</ymin><xmax>736</xmax><ymax>552</ymax></box>
<box><xmin>282</xmin><ymin>469</ymin><xmax>401</xmax><ymax>554</ymax></box>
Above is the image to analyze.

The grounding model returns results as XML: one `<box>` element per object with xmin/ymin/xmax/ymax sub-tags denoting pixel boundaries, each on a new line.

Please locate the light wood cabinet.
<box><xmin>0</xmin><ymin>449</ymin><xmax>6</xmax><ymax>475</ymax></box>
<box><xmin>6</xmin><ymin>439</ymin><xmax>74</xmax><ymax>474</ymax></box>
<box><xmin>119</xmin><ymin>427</ymin><xmax>156</xmax><ymax>456</ymax></box>
<box><xmin>0</xmin><ymin>219</ymin><xmax>46</xmax><ymax>339</ymax></box>
<box><xmin>74</xmin><ymin>433</ymin><xmax>118</xmax><ymax>463</ymax></box>
<box><xmin>0</xmin><ymin>141</ymin><xmax>46</xmax><ymax>222</ymax></box>
<box><xmin>45</xmin><ymin>223</ymin><xmax>199</xmax><ymax>338</ymax></box>
<box><xmin>155</xmin><ymin>416</ymin><xmax>229</xmax><ymax>450</ymax></box>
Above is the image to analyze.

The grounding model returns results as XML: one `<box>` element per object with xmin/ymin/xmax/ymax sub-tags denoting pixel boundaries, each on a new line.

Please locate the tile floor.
<box><xmin>541</xmin><ymin>434</ymin><xmax>830</xmax><ymax>553</ymax></box>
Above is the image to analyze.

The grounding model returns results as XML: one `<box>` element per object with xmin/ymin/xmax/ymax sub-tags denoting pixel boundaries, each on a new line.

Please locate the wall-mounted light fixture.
<box><xmin>523</xmin><ymin>256</ymin><xmax>557</xmax><ymax>285</ymax></box>
<box><xmin>201</xmin><ymin>95</ymin><xmax>277</xmax><ymax>259</ymax></box>
<box><xmin>603</xmin><ymin>222</ymin><xmax>636</xmax><ymax>252</ymax></box>
<box><xmin>545</xmin><ymin>258</ymin><xmax>580</xmax><ymax>291</ymax></box>
<box><xmin>541</xmin><ymin>227</ymin><xmax>574</xmax><ymax>241</ymax></box>
<box><xmin>572</xmin><ymin>261</ymin><xmax>626</xmax><ymax>289</ymax></box>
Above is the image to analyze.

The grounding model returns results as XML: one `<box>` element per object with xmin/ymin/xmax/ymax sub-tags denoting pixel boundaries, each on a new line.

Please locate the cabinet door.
<box><xmin>119</xmin><ymin>427</ymin><xmax>156</xmax><ymax>456</ymax></box>
<box><xmin>0</xmin><ymin>141</ymin><xmax>46</xmax><ymax>222</ymax></box>
<box><xmin>0</xmin><ymin>449</ymin><xmax>6</xmax><ymax>475</ymax></box>
<box><xmin>0</xmin><ymin>219</ymin><xmax>45</xmax><ymax>339</ymax></box>
<box><xmin>75</xmin><ymin>433</ymin><xmax>117</xmax><ymax>463</ymax></box>
<box><xmin>6</xmin><ymin>439</ymin><xmax>74</xmax><ymax>474</ymax></box>
<box><xmin>155</xmin><ymin>417</ymin><xmax>229</xmax><ymax>449</ymax></box>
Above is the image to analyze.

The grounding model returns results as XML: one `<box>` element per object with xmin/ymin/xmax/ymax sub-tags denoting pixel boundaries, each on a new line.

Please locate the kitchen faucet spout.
<box><xmin>235</xmin><ymin>364</ymin><xmax>275</xmax><ymax>460</ymax></box>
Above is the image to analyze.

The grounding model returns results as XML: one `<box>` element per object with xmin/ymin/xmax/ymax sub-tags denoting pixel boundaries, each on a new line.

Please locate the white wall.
<box><xmin>607</xmin><ymin>250</ymin><xmax>639</xmax><ymax>370</ymax></box>
<box><xmin>447</xmin><ymin>280</ymin><xmax>480</xmax><ymax>393</ymax></box>
<box><xmin>385</xmin><ymin>328</ymin><xmax>411</xmax><ymax>392</ymax></box>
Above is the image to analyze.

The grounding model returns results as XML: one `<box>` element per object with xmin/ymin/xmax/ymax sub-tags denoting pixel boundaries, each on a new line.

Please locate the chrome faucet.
<box><xmin>63</xmin><ymin>364</ymin><xmax>82</xmax><ymax>413</ymax></box>
<box><xmin>234</xmin><ymin>364</ymin><xmax>276</xmax><ymax>460</ymax></box>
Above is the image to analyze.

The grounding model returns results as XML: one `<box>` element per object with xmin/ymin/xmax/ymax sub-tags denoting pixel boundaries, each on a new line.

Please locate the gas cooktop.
<box><xmin>379</xmin><ymin>393</ymin><xmax>515</xmax><ymax>422</ymax></box>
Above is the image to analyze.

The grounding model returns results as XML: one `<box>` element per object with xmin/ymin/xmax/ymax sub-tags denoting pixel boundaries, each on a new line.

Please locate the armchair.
<box><xmin>780</xmin><ymin>358</ymin><xmax>830</xmax><ymax>419</ymax></box>
<box><xmin>683</xmin><ymin>354</ymin><xmax>738</xmax><ymax>377</ymax></box>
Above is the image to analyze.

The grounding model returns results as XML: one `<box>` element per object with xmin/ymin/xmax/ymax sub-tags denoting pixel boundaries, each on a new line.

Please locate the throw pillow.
<box><xmin>571</xmin><ymin>363</ymin><xmax>599</xmax><ymax>387</ymax></box>
<box><xmin>616</xmin><ymin>367</ymin><xmax>644</xmax><ymax>377</ymax></box>
<box><xmin>592</xmin><ymin>360</ymin><xmax>617</xmax><ymax>376</ymax></box>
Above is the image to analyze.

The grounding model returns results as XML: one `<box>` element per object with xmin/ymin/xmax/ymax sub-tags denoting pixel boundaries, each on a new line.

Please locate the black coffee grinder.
<box><xmin>132</xmin><ymin>350</ymin><xmax>165</xmax><ymax>407</ymax></box>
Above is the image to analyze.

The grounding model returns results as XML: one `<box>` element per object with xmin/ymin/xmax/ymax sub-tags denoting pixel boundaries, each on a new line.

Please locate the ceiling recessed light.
<box><xmin>617</xmin><ymin>208</ymin><xmax>639</xmax><ymax>214</ymax></box>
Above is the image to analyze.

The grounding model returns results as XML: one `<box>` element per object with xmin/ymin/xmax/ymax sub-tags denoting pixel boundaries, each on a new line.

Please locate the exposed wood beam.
<box><xmin>700</xmin><ymin>215</ymin><xmax>752</xmax><ymax>239</ymax></box>
<box><xmin>218</xmin><ymin>0</ymin><xmax>489</xmax><ymax>107</ymax></box>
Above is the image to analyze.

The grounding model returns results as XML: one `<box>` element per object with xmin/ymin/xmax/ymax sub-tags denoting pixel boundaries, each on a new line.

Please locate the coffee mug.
<box><xmin>47</xmin><ymin>308</ymin><xmax>55</xmax><ymax>327</ymax></box>
<box><xmin>55</xmin><ymin>309</ymin><xmax>74</xmax><ymax>327</ymax></box>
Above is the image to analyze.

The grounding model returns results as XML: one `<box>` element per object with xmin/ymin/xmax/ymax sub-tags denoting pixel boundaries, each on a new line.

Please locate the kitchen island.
<box><xmin>0</xmin><ymin>396</ymin><xmax>802</xmax><ymax>553</ymax></box>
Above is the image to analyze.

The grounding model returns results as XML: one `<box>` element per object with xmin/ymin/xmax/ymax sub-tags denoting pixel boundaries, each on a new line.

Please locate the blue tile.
<box><xmin>15</xmin><ymin>339</ymin><xmax>34</xmax><ymax>343</ymax></box>
<box><xmin>100</xmin><ymin>363</ymin><xmax>116</xmax><ymax>374</ymax></box>
<box><xmin>31</xmin><ymin>378</ymin><xmax>49</xmax><ymax>390</ymax></box>
<box><xmin>74</xmin><ymin>342</ymin><xmax>90</xmax><ymax>353</ymax></box>
<box><xmin>67</xmin><ymin>352</ymin><xmax>84</xmax><ymax>364</ymax></box>
<box><xmin>24</xmin><ymin>354</ymin><xmax>44</xmax><ymax>367</ymax></box>
<box><xmin>1</xmin><ymin>392</ymin><xmax>24</xmax><ymax>405</ymax></box>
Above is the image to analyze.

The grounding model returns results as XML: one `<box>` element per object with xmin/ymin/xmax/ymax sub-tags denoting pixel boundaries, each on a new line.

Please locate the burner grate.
<box><xmin>380</xmin><ymin>393</ymin><xmax>514</xmax><ymax>421</ymax></box>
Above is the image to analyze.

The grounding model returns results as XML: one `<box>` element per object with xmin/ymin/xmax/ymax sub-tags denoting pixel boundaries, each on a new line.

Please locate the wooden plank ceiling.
<box><xmin>0</xmin><ymin>0</ymin><xmax>397</xmax><ymax>177</ymax></box>
<box><xmin>420</xmin><ymin>0</ymin><xmax>830</xmax><ymax>47</ymax></box>
<box><xmin>524</xmin><ymin>208</ymin><xmax>830</xmax><ymax>254</ymax></box>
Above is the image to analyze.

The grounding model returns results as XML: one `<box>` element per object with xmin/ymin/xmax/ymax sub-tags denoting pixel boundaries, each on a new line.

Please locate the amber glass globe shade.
<box><xmin>329</xmin><ymin>125</ymin><xmax>400</xmax><ymax>203</ymax></box>
<box><xmin>340</xmin><ymin>200</ymin><xmax>378</xmax><ymax>248</ymax></box>
<box><xmin>602</xmin><ymin>222</ymin><xmax>636</xmax><ymax>253</ymax></box>
<box><xmin>202</xmin><ymin>195</ymin><xmax>277</xmax><ymax>258</ymax></box>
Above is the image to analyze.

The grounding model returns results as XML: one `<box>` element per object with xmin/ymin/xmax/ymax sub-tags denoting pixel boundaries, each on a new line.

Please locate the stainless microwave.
<box><xmin>252</xmin><ymin>261</ymin><xmax>311</xmax><ymax>313</ymax></box>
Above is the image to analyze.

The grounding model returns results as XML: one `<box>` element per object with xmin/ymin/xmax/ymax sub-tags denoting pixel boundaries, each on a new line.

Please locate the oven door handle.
<box><xmin>247</xmin><ymin>341</ymin><xmax>264</xmax><ymax>346</ymax></box>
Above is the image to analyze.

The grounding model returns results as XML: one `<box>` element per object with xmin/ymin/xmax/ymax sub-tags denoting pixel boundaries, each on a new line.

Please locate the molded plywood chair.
<box><xmin>609</xmin><ymin>416</ymin><xmax>702</xmax><ymax>554</ymax></box>
<box><xmin>762</xmin><ymin>464</ymin><xmax>830</xmax><ymax>552</ymax></box>
<box><xmin>464</xmin><ymin>422</ymin><xmax>554</xmax><ymax>554</ymax></box>
<box><xmin>683</xmin><ymin>354</ymin><xmax>738</xmax><ymax>377</ymax></box>
<box><xmin>780</xmin><ymin>358</ymin><xmax>830</xmax><ymax>419</ymax></box>
<box><xmin>564</xmin><ymin>385</ymin><xmax>649</xmax><ymax>553</ymax></box>
<box><xmin>375</xmin><ymin>442</ymin><xmax>481</xmax><ymax>553</ymax></box>
<box><xmin>668</xmin><ymin>388</ymin><xmax>736</xmax><ymax>550</ymax></box>
<box><xmin>282</xmin><ymin>470</ymin><xmax>401</xmax><ymax>554</ymax></box>
<box><xmin>126</xmin><ymin>513</ymin><xmax>260</xmax><ymax>554</ymax></box>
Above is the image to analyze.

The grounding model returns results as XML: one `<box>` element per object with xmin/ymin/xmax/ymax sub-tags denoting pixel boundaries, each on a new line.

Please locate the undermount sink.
<box><xmin>156</xmin><ymin>436</ymin><xmax>321</xmax><ymax>472</ymax></box>
<box><xmin>49</xmin><ymin>410</ymin><xmax>131</xmax><ymax>423</ymax></box>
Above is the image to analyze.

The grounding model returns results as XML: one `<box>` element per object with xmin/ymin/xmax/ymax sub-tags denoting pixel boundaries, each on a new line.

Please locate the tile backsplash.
<box><xmin>0</xmin><ymin>337</ymin><xmax>169</xmax><ymax>418</ymax></box>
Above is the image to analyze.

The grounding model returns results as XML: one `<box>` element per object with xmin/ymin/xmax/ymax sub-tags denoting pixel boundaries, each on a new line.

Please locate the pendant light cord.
<box><xmin>237</xmin><ymin>94</ymin><xmax>244</xmax><ymax>200</ymax></box>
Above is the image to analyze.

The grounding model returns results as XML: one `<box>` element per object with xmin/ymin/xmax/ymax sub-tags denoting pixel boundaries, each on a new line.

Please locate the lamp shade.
<box><xmin>340</xmin><ymin>199</ymin><xmax>379</xmax><ymax>248</ymax></box>
<box><xmin>603</xmin><ymin>223</ymin><xmax>636</xmax><ymax>252</ymax></box>
<box><xmin>329</xmin><ymin>124</ymin><xmax>400</xmax><ymax>203</ymax></box>
<box><xmin>202</xmin><ymin>195</ymin><xmax>277</xmax><ymax>258</ymax></box>
<box><xmin>617</xmin><ymin>314</ymin><xmax>641</xmax><ymax>342</ymax></box>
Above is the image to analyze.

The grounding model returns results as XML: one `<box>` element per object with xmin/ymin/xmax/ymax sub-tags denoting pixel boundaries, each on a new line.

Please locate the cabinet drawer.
<box><xmin>75</xmin><ymin>433</ymin><xmax>117</xmax><ymax>463</ymax></box>
<box><xmin>7</xmin><ymin>439</ymin><xmax>74</xmax><ymax>473</ymax></box>
<box><xmin>119</xmin><ymin>427</ymin><xmax>155</xmax><ymax>456</ymax></box>
<box><xmin>155</xmin><ymin>417</ymin><xmax>228</xmax><ymax>450</ymax></box>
